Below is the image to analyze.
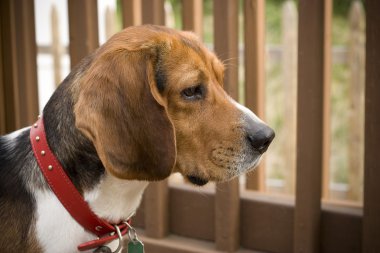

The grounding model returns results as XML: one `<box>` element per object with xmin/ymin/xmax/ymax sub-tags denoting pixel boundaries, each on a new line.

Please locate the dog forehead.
<box><xmin>166</xmin><ymin>39</ymin><xmax>224</xmax><ymax>84</ymax></box>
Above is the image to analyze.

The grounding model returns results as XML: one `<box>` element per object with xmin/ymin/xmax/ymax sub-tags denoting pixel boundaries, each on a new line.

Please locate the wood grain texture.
<box><xmin>68</xmin><ymin>0</ymin><xmax>99</xmax><ymax>68</ymax></box>
<box><xmin>363</xmin><ymin>0</ymin><xmax>380</xmax><ymax>252</ymax></box>
<box><xmin>294</xmin><ymin>0</ymin><xmax>327</xmax><ymax>252</ymax></box>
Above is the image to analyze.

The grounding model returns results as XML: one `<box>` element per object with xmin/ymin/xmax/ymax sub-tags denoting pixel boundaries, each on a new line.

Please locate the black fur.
<box><xmin>0</xmin><ymin>130</ymin><xmax>39</xmax><ymax>252</ymax></box>
<box><xmin>42</xmin><ymin>56</ymin><xmax>105</xmax><ymax>192</ymax></box>
<box><xmin>0</xmin><ymin>55</ymin><xmax>106</xmax><ymax>252</ymax></box>
<box><xmin>154</xmin><ymin>53</ymin><xmax>167</xmax><ymax>93</ymax></box>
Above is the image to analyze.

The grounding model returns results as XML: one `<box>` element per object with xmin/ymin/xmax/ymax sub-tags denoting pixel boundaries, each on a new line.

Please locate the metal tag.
<box><xmin>127</xmin><ymin>240</ymin><xmax>144</xmax><ymax>253</ymax></box>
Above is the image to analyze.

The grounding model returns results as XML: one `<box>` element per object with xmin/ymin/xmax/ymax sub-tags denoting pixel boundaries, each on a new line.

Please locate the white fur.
<box><xmin>229</xmin><ymin>97</ymin><xmax>266</xmax><ymax>175</ymax></box>
<box><xmin>229</xmin><ymin>97</ymin><xmax>265</xmax><ymax>124</ymax></box>
<box><xmin>35</xmin><ymin>190</ymin><xmax>94</xmax><ymax>253</ymax></box>
<box><xmin>3</xmin><ymin>127</ymin><xmax>30</xmax><ymax>149</ymax></box>
<box><xmin>85</xmin><ymin>175</ymin><xmax>149</xmax><ymax>224</ymax></box>
<box><xmin>4</xmin><ymin>126</ymin><xmax>30</xmax><ymax>140</ymax></box>
<box><xmin>35</xmin><ymin>174</ymin><xmax>148</xmax><ymax>253</ymax></box>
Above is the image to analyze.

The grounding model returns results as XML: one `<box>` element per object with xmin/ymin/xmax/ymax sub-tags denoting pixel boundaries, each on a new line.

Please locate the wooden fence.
<box><xmin>38</xmin><ymin>0</ymin><xmax>366</xmax><ymax>202</ymax></box>
<box><xmin>0</xmin><ymin>0</ymin><xmax>379</xmax><ymax>252</ymax></box>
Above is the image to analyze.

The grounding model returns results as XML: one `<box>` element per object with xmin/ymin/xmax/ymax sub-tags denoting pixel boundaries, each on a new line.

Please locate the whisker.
<box><xmin>222</xmin><ymin>62</ymin><xmax>239</xmax><ymax>68</ymax></box>
<box><xmin>222</xmin><ymin>57</ymin><xmax>238</xmax><ymax>65</ymax></box>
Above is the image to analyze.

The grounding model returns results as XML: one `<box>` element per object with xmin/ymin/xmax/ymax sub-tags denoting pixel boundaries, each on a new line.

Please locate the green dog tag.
<box><xmin>127</xmin><ymin>240</ymin><xmax>144</xmax><ymax>253</ymax></box>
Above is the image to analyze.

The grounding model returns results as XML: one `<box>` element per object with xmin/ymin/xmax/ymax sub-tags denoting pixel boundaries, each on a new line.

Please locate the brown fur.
<box><xmin>73</xmin><ymin>25</ymin><xmax>262</xmax><ymax>183</ymax></box>
<box><xmin>0</xmin><ymin>25</ymin><xmax>273</xmax><ymax>253</ymax></box>
<box><xmin>0</xmin><ymin>198</ymin><xmax>42</xmax><ymax>252</ymax></box>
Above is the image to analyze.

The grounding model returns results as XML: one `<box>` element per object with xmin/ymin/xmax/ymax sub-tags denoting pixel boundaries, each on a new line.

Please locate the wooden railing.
<box><xmin>36</xmin><ymin>0</ymin><xmax>367</xmax><ymax>201</ymax></box>
<box><xmin>0</xmin><ymin>0</ymin><xmax>379</xmax><ymax>253</ymax></box>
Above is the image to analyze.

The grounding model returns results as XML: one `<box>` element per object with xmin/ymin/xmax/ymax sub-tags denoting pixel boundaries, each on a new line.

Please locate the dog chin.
<box><xmin>241</xmin><ymin>155</ymin><xmax>262</xmax><ymax>173</ymax></box>
<box><xmin>182</xmin><ymin>156</ymin><xmax>263</xmax><ymax>187</ymax></box>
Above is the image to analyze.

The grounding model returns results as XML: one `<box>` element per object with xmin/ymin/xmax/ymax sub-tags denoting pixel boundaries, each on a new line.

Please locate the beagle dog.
<box><xmin>0</xmin><ymin>25</ymin><xmax>274</xmax><ymax>253</ymax></box>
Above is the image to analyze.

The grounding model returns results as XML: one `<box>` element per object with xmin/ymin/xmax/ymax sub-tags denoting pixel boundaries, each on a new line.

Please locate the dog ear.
<box><xmin>74</xmin><ymin>47</ymin><xmax>176</xmax><ymax>181</ymax></box>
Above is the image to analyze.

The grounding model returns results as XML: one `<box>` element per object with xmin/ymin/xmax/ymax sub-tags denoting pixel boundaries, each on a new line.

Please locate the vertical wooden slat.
<box><xmin>363</xmin><ymin>0</ymin><xmax>380</xmax><ymax>252</ymax></box>
<box><xmin>0</xmin><ymin>0</ymin><xmax>39</xmax><ymax>132</ymax></box>
<box><xmin>214</xmin><ymin>0</ymin><xmax>239</xmax><ymax>99</ymax></box>
<box><xmin>169</xmin><ymin>185</ymin><xmax>215</xmax><ymax>241</ymax></box>
<box><xmin>244</xmin><ymin>0</ymin><xmax>266</xmax><ymax>191</ymax></box>
<box><xmin>0</xmin><ymin>16</ymin><xmax>5</xmax><ymax>135</ymax></box>
<box><xmin>215</xmin><ymin>180</ymin><xmax>240</xmax><ymax>251</ymax></box>
<box><xmin>214</xmin><ymin>0</ymin><xmax>240</xmax><ymax>251</ymax></box>
<box><xmin>121</xmin><ymin>0</ymin><xmax>142</xmax><ymax>28</ymax></box>
<box><xmin>144</xmin><ymin>182</ymin><xmax>169</xmax><ymax>238</ymax></box>
<box><xmin>13</xmin><ymin>0</ymin><xmax>39</xmax><ymax>126</ymax></box>
<box><xmin>68</xmin><ymin>0</ymin><xmax>99</xmax><ymax>68</ymax></box>
<box><xmin>322</xmin><ymin>0</ymin><xmax>332</xmax><ymax>201</ymax></box>
<box><xmin>139</xmin><ymin>1</ymin><xmax>168</xmax><ymax>239</ymax></box>
<box><xmin>294</xmin><ymin>0</ymin><xmax>327</xmax><ymax>252</ymax></box>
<box><xmin>0</xmin><ymin>0</ymin><xmax>16</xmax><ymax>132</ymax></box>
<box><xmin>181</xmin><ymin>0</ymin><xmax>203</xmax><ymax>38</ymax></box>
<box><xmin>141</xmin><ymin>0</ymin><xmax>165</xmax><ymax>25</ymax></box>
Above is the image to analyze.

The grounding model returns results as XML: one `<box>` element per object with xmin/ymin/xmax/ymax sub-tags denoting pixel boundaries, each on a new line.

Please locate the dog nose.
<box><xmin>247</xmin><ymin>126</ymin><xmax>275</xmax><ymax>154</ymax></box>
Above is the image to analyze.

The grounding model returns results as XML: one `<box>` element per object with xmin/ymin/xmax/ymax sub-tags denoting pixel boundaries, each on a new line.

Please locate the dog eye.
<box><xmin>181</xmin><ymin>85</ymin><xmax>204</xmax><ymax>100</ymax></box>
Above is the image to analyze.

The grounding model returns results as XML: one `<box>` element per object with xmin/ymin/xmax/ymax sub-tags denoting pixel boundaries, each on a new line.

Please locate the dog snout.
<box><xmin>232</xmin><ymin>100</ymin><xmax>275</xmax><ymax>155</ymax></box>
<box><xmin>246</xmin><ymin>125</ymin><xmax>275</xmax><ymax>154</ymax></box>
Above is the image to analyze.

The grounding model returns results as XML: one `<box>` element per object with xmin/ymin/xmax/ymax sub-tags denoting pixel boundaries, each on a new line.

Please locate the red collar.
<box><xmin>30</xmin><ymin>116</ymin><xmax>130</xmax><ymax>251</ymax></box>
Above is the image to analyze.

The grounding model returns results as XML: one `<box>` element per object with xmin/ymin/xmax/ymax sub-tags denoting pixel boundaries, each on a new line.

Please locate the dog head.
<box><xmin>74</xmin><ymin>25</ymin><xmax>274</xmax><ymax>185</ymax></box>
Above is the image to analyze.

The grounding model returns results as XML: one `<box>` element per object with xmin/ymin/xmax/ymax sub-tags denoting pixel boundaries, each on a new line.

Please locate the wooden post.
<box><xmin>181</xmin><ymin>0</ymin><xmax>203</xmax><ymax>38</ymax></box>
<box><xmin>51</xmin><ymin>5</ymin><xmax>63</xmax><ymax>87</ymax></box>
<box><xmin>121</xmin><ymin>0</ymin><xmax>142</xmax><ymax>28</ymax></box>
<box><xmin>294</xmin><ymin>0</ymin><xmax>329</xmax><ymax>252</ymax></box>
<box><xmin>244</xmin><ymin>0</ymin><xmax>266</xmax><ymax>191</ymax></box>
<box><xmin>141</xmin><ymin>0</ymin><xmax>165</xmax><ymax>25</ymax></box>
<box><xmin>347</xmin><ymin>1</ymin><xmax>365</xmax><ymax>202</ymax></box>
<box><xmin>0</xmin><ymin>0</ymin><xmax>39</xmax><ymax>132</ymax></box>
<box><xmin>281</xmin><ymin>0</ymin><xmax>297</xmax><ymax>195</ymax></box>
<box><xmin>0</xmin><ymin>17</ymin><xmax>5</xmax><ymax>135</ymax></box>
<box><xmin>214</xmin><ymin>0</ymin><xmax>240</xmax><ymax>251</ymax></box>
<box><xmin>214</xmin><ymin>0</ymin><xmax>238</xmax><ymax>99</ymax></box>
<box><xmin>363</xmin><ymin>0</ymin><xmax>380</xmax><ymax>252</ymax></box>
<box><xmin>322</xmin><ymin>0</ymin><xmax>332</xmax><ymax>201</ymax></box>
<box><xmin>143</xmin><ymin>182</ymin><xmax>169</xmax><ymax>238</ymax></box>
<box><xmin>68</xmin><ymin>0</ymin><xmax>99</xmax><ymax>68</ymax></box>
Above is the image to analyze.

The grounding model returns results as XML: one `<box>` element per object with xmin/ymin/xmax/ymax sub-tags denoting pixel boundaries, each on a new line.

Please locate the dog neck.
<box><xmin>34</xmin><ymin>172</ymin><xmax>148</xmax><ymax>253</ymax></box>
<box><xmin>84</xmin><ymin>174</ymin><xmax>148</xmax><ymax>224</ymax></box>
<box><xmin>33</xmin><ymin>71</ymin><xmax>149</xmax><ymax>250</ymax></box>
<box><xmin>39</xmin><ymin>56</ymin><xmax>150</xmax><ymax>224</ymax></box>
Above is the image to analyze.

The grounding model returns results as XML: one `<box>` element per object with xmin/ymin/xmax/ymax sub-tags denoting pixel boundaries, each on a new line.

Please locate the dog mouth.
<box><xmin>186</xmin><ymin>175</ymin><xmax>209</xmax><ymax>186</ymax></box>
